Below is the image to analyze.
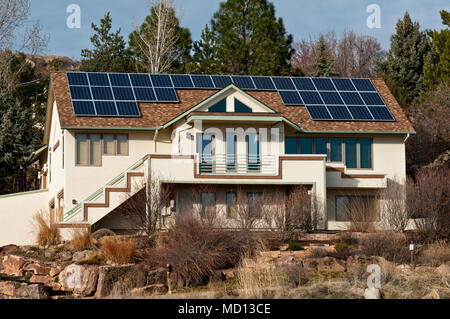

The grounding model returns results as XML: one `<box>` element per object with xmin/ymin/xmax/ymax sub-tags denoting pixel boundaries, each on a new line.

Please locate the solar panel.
<box><xmin>95</xmin><ymin>101</ymin><xmax>118</xmax><ymax>116</ymax></box>
<box><xmin>130</xmin><ymin>74</ymin><xmax>152</xmax><ymax>87</ymax></box>
<box><xmin>88</xmin><ymin>73</ymin><xmax>109</xmax><ymax>86</ymax></box>
<box><xmin>332</xmin><ymin>78</ymin><xmax>355</xmax><ymax>91</ymax></box>
<box><xmin>319</xmin><ymin>92</ymin><xmax>344</xmax><ymax>105</ymax></box>
<box><xmin>340</xmin><ymin>92</ymin><xmax>364</xmax><ymax>105</ymax></box>
<box><xmin>368</xmin><ymin>106</ymin><xmax>395</xmax><ymax>121</ymax></box>
<box><xmin>154</xmin><ymin>87</ymin><xmax>179</xmax><ymax>102</ymax></box>
<box><xmin>133</xmin><ymin>87</ymin><xmax>156</xmax><ymax>101</ymax></box>
<box><xmin>232</xmin><ymin>76</ymin><xmax>255</xmax><ymax>89</ymax></box>
<box><xmin>170</xmin><ymin>75</ymin><xmax>194</xmax><ymax>88</ymax></box>
<box><xmin>191</xmin><ymin>75</ymin><xmax>215</xmax><ymax>88</ymax></box>
<box><xmin>109</xmin><ymin>73</ymin><xmax>131</xmax><ymax>87</ymax></box>
<box><xmin>150</xmin><ymin>74</ymin><xmax>172</xmax><ymax>87</ymax></box>
<box><xmin>116</xmin><ymin>102</ymin><xmax>141</xmax><ymax>117</ymax></box>
<box><xmin>70</xmin><ymin>86</ymin><xmax>92</xmax><ymax>100</ymax></box>
<box><xmin>272</xmin><ymin>77</ymin><xmax>295</xmax><ymax>90</ymax></box>
<box><xmin>347</xmin><ymin>105</ymin><xmax>373</xmax><ymax>120</ymax></box>
<box><xmin>211</xmin><ymin>75</ymin><xmax>233</xmax><ymax>88</ymax></box>
<box><xmin>327</xmin><ymin>105</ymin><xmax>353</xmax><ymax>120</ymax></box>
<box><xmin>67</xmin><ymin>72</ymin><xmax>88</xmax><ymax>86</ymax></box>
<box><xmin>112</xmin><ymin>87</ymin><xmax>135</xmax><ymax>101</ymax></box>
<box><xmin>352</xmin><ymin>79</ymin><xmax>376</xmax><ymax>91</ymax></box>
<box><xmin>279</xmin><ymin>91</ymin><xmax>303</xmax><ymax>105</ymax></box>
<box><xmin>91</xmin><ymin>86</ymin><xmax>114</xmax><ymax>100</ymax></box>
<box><xmin>360</xmin><ymin>92</ymin><xmax>385</xmax><ymax>106</ymax></box>
<box><xmin>252</xmin><ymin>77</ymin><xmax>276</xmax><ymax>90</ymax></box>
<box><xmin>312</xmin><ymin>78</ymin><xmax>335</xmax><ymax>91</ymax></box>
<box><xmin>72</xmin><ymin>101</ymin><xmax>96</xmax><ymax>116</ymax></box>
<box><xmin>292</xmin><ymin>77</ymin><xmax>315</xmax><ymax>90</ymax></box>
<box><xmin>306</xmin><ymin>105</ymin><xmax>332</xmax><ymax>120</ymax></box>
<box><xmin>299</xmin><ymin>91</ymin><xmax>323</xmax><ymax>105</ymax></box>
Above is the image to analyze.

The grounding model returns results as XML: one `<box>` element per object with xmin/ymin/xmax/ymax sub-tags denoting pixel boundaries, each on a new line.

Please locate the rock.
<box><xmin>23</xmin><ymin>262</ymin><xmax>51</xmax><ymax>276</ymax></box>
<box><xmin>279</xmin><ymin>244</ymin><xmax>289</xmax><ymax>251</ymax></box>
<box><xmin>303</xmin><ymin>257</ymin><xmax>345</xmax><ymax>272</ymax></box>
<box><xmin>49</xmin><ymin>266</ymin><xmax>64</xmax><ymax>277</ymax></box>
<box><xmin>2</xmin><ymin>255</ymin><xmax>26</xmax><ymax>277</ymax></box>
<box><xmin>221</xmin><ymin>269</ymin><xmax>236</xmax><ymax>280</ymax></box>
<box><xmin>72</xmin><ymin>251</ymin><xmax>90</xmax><ymax>263</ymax></box>
<box><xmin>0</xmin><ymin>281</ymin><xmax>49</xmax><ymax>299</ymax></box>
<box><xmin>147</xmin><ymin>267</ymin><xmax>167</xmax><ymax>285</ymax></box>
<box><xmin>95</xmin><ymin>264</ymin><xmax>146</xmax><ymax>298</ymax></box>
<box><xmin>59</xmin><ymin>264</ymin><xmax>99</xmax><ymax>297</ymax></box>
<box><xmin>396</xmin><ymin>264</ymin><xmax>412</xmax><ymax>272</ymax></box>
<box><xmin>274</xmin><ymin>256</ymin><xmax>297</xmax><ymax>267</ymax></box>
<box><xmin>364</xmin><ymin>287</ymin><xmax>381</xmax><ymax>299</ymax></box>
<box><xmin>131</xmin><ymin>284</ymin><xmax>168</xmax><ymax>297</ymax></box>
<box><xmin>91</xmin><ymin>229</ymin><xmax>116</xmax><ymax>241</ymax></box>
<box><xmin>436</xmin><ymin>264</ymin><xmax>449</xmax><ymax>275</ymax></box>
<box><xmin>44</xmin><ymin>249</ymin><xmax>55</xmax><ymax>260</ymax></box>
<box><xmin>0</xmin><ymin>245</ymin><xmax>18</xmax><ymax>256</ymax></box>
<box><xmin>350</xmin><ymin>287</ymin><xmax>365</xmax><ymax>297</ymax></box>
<box><xmin>346</xmin><ymin>255</ymin><xmax>387</xmax><ymax>273</ymax></box>
<box><xmin>57</xmin><ymin>251</ymin><xmax>73</xmax><ymax>262</ymax></box>
<box><xmin>29</xmin><ymin>274</ymin><xmax>54</xmax><ymax>286</ymax></box>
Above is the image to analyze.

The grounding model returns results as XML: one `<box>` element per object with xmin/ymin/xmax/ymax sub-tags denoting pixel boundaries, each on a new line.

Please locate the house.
<box><xmin>0</xmin><ymin>72</ymin><xmax>415</xmax><ymax>246</ymax></box>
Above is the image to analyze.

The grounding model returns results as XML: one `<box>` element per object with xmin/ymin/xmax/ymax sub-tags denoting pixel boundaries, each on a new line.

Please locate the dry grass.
<box><xmin>100</xmin><ymin>236</ymin><xmax>137</xmax><ymax>264</ymax></box>
<box><xmin>418</xmin><ymin>241</ymin><xmax>450</xmax><ymax>267</ymax></box>
<box><xmin>359</xmin><ymin>231</ymin><xmax>410</xmax><ymax>264</ymax></box>
<box><xmin>32</xmin><ymin>210</ymin><xmax>61</xmax><ymax>246</ymax></box>
<box><xmin>70</xmin><ymin>227</ymin><xmax>92</xmax><ymax>251</ymax></box>
<box><xmin>77</xmin><ymin>251</ymin><xmax>104</xmax><ymax>265</ymax></box>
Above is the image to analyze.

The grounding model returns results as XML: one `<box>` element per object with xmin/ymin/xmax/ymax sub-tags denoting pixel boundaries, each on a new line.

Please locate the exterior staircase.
<box><xmin>60</xmin><ymin>157</ymin><xmax>147</xmax><ymax>226</ymax></box>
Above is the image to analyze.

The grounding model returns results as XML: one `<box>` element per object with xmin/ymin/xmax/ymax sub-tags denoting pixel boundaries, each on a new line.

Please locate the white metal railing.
<box><xmin>198</xmin><ymin>154</ymin><xmax>277</xmax><ymax>175</ymax></box>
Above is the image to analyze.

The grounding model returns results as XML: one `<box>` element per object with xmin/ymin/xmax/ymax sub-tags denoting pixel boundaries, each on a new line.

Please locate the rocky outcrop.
<box><xmin>59</xmin><ymin>264</ymin><xmax>99</xmax><ymax>297</ymax></box>
<box><xmin>0</xmin><ymin>281</ymin><xmax>50</xmax><ymax>299</ymax></box>
<box><xmin>95</xmin><ymin>265</ymin><xmax>146</xmax><ymax>298</ymax></box>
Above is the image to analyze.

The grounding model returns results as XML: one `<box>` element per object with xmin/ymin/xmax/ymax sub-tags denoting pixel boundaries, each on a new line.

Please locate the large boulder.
<box><xmin>23</xmin><ymin>262</ymin><xmax>51</xmax><ymax>276</ymax></box>
<box><xmin>146</xmin><ymin>267</ymin><xmax>167</xmax><ymax>285</ymax></box>
<box><xmin>2</xmin><ymin>255</ymin><xmax>26</xmax><ymax>277</ymax></box>
<box><xmin>59</xmin><ymin>264</ymin><xmax>99</xmax><ymax>297</ymax></box>
<box><xmin>0</xmin><ymin>281</ymin><xmax>50</xmax><ymax>299</ymax></box>
<box><xmin>95</xmin><ymin>264</ymin><xmax>146</xmax><ymax>298</ymax></box>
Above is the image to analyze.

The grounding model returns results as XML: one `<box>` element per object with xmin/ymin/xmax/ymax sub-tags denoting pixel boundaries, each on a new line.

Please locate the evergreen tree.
<box><xmin>80</xmin><ymin>12</ymin><xmax>133</xmax><ymax>72</ymax></box>
<box><xmin>423</xmin><ymin>10</ymin><xmax>450</xmax><ymax>88</ymax></box>
<box><xmin>128</xmin><ymin>3</ymin><xmax>192</xmax><ymax>74</ymax></box>
<box><xmin>210</xmin><ymin>0</ymin><xmax>294</xmax><ymax>76</ymax></box>
<box><xmin>192</xmin><ymin>25</ymin><xmax>218</xmax><ymax>74</ymax></box>
<box><xmin>376</xmin><ymin>11</ymin><xmax>432</xmax><ymax>106</ymax></box>
<box><xmin>312</xmin><ymin>35</ymin><xmax>339</xmax><ymax>77</ymax></box>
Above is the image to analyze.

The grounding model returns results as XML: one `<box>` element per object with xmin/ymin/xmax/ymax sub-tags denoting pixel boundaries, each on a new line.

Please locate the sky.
<box><xmin>23</xmin><ymin>0</ymin><xmax>449</xmax><ymax>60</ymax></box>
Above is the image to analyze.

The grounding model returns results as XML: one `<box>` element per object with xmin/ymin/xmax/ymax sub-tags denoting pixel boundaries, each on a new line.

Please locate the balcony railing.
<box><xmin>198</xmin><ymin>154</ymin><xmax>278</xmax><ymax>175</ymax></box>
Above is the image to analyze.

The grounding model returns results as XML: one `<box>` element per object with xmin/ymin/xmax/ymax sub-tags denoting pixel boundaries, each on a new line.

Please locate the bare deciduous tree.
<box><xmin>380</xmin><ymin>178</ymin><xmax>412</xmax><ymax>232</ymax></box>
<box><xmin>130</xmin><ymin>0</ymin><xmax>181</xmax><ymax>73</ymax></box>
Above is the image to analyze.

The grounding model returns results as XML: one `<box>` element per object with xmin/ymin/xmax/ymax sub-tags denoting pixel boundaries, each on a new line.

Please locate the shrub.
<box><xmin>144</xmin><ymin>215</ymin><xmax>260</xmax><ymax>287</ymax></box>
<box><xmin>279</xmin><ymin>264</ymin><xmax>309</xmax><ymax>287</ymax></box>
<box><xmin>33</xmin><ymin>210</ymin><xmax>61</xmax><ymax>246</ymax></box>
<box><xmin>100</xmin><ymin>236</ymin><xmax>136</xmax><ymax>264</ymax></box>
<box><xmin>417</xmin><ymin>240</ymin><xmax>450</xmax><ymax>267</ymax></box>
<box><xmin>336</xmin><ymin>231</ymin><xmax>357</xmax><ymax>245</ymax></box>
<box><xmin>309</xmin><ymin>247</ymin><xmax>333</xmax><ymax>258</ymax></box>
<box><xmin>334</xmin><ymin>242</ymin><xmax>351</xmax><ymax>259</ymax></box>
<box><xmin>359</xmin><ymin>232</ymin><xmax>410</xmax><ymax>263</ymax></box>
<box><xmin>288</xmin><ymin>240</ymin><xmax>303</xmax><ymax>251</ymax></box>
<box><xmin>70</xmin><ymin>227</ymin><xmax>92</xmax><ymax>251</ymax></box>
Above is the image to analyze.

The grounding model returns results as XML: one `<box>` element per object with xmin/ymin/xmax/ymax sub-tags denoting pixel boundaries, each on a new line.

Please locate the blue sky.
<box><xmin>27</xmin><ymin>0</ymin><xmax>448</xmax><ymax>59</ymax></box>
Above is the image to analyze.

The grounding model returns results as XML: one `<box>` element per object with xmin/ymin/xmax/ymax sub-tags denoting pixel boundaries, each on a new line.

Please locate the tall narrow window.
<box><xmin>300</xmin><ymin>138</ymin><xmax>313</xmax><ymax>154</ymax></box>
<box><xmin>90</xmin><ymin>134</ymin><xmax>102</xmax><ymax>166</ymax></box>
<box><xmin>247</xmin><ymin>192</ymin><xmax>263</xmax><ymax>217</ymax></box>
<box><xmin>76</xmin><ymin>134</ymin><xmax>89</xmax><ymax>166</ymax></box>
<box><xmin>227</xmin><ymin>192</ymin><xmax>237</xmax><ymax>219</ymax></box>
<box><xmin>103</xmin><ymin>134</ymin><xmax>115</xmax><ymax>155</ymax></box>
<box><xmin>285</xmin><ymin>137</ymin><xmax>298</xmax><ymax>154</ymax></box>
<box><xmin>201</xmin><ymin>193</ymin><xmax>216</xmax><ymax>218</ymax></box>
<box><xmin>360</xmin><ymin>138</ymin><xmax>372</xmax><ymax>169</ymax></box>
<box><xmin>247</xmin><ymin>134</ymin><xmax>260</xmax><ymax>171</ymax></box>
<box><xmin>330</xmin><ymin>138</ymin><xmax>342</xmax><ymax>162</ymax></box>
<box><xmin>345</xmin><ymin>138</ymin><xmax>357</xmax><ymax>168</ymax></box>
<box><xmin>226</xmin><ymin>133</ymin><xmax>236</xmax><ymax>171</ymax></box>
<box><xmin>315</xmin><ymin>138</ymin><xmax>328</xmax><ymax>156</ymax></box>
<box><xmin>117</xmin><ymin>134</ymin><xmax>128</xmax><ymax>155</ymax></box>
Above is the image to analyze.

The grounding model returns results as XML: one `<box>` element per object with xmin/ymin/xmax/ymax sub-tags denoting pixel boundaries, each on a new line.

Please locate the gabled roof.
<box><xmin>49</xmin><ymin>72</ymin><xmax>415</xmax><ymax>134</ymax></box>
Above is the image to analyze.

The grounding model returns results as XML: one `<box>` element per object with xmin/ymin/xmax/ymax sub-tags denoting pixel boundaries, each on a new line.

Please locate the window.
<box><xmin>335</xmin><ymin>195</ymin><xmax>378</xmax><ymax>222</ymax></box>
<box><xmin>227</xmin><ymin>192</ymin><xmax>237</xmax><ymax>219</ymax></box>
<box><xmin>300</xmin><ymin>138</ymin><xmax>313</xmax><ymax>154</ymax></box>
<box><xmin>330</xmin><ymin>138</ymin><xmax>342</xmax><ymax>162</ymax></box>
<box><xmin>76</xmin><ymin>134</ymin><xmax>129</xmax><ymax>166</ymax></box>
<box><xmin>103</xmin><ymin>134</ymin><xmax>115</xmax><ymax>155</ymax></box>
<box><xmin>360</xmin><ymin>138</ymin><xmax>372</xmax><ymax>169</ymax></box>
<box><xmin>247</xmin><ymin>134</ymin><xmax>260</xmax><ymax>171</ymax></box>
<box><xmin>226</xmin><ymin>133</ymin><xmax>236</xmax><ymax>171</ymax></box>
<box><xmin>201</xmin><ymin>193</ymin><xmax>216</xmax><ymax>218</ymax></box>
<box><xmin>314</xmin><ymin>138</ymin><xmax>327</xmax><ymax>156</ymax></box>
<box><xmin>247</xmin><ymin>192</ymin><xmax>263</xmax><ymax>217</ymax></box>
<box><xmin>235</xmin><ymin>99</ymin><xmax>253</xmax><ymax>113</ymax></box>
<box><xmin>103</xmin><ymin>134</ymin><xmax>129</xmax><ymax>156</ymax></box>
<box><xmin>345</xmin><ymin>138</ymin><xmax>357</xmax><ymax>168</ymax></box>
<box><xmin>208</xmin><ymin>98</ymin><xmax>227</xmax><ymax>112</ymax></box>
<box><xmin>285</xmin><ymin>137</ymin><xmax>298</xmax><ymax>154</ymax></box>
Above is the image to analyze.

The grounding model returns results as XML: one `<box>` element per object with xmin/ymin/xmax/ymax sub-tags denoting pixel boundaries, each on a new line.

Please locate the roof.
<box><xmin>49</xmin><ymin>72</ymin><xmax>415</xmax><ymax>135</ymax></box>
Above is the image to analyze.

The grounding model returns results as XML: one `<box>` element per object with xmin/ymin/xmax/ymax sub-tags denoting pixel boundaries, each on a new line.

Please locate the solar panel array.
<box><xmin>66</xmin><ymin>72</ymin><xmax>395</xmax><ymax>122</ymax></box>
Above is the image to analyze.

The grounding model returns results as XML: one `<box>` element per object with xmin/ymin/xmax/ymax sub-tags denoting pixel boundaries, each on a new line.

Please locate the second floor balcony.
<box><xmin>198</xmin><ymin>154</ymin><xmax>278</xmax><ymax>176</ymax></box>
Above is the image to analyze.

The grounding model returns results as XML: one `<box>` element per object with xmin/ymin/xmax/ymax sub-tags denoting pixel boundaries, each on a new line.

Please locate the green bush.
<box><xmin>288</xmin><ymin>240</ymin><xmax>304</xmax><ymax>251</ymax></box>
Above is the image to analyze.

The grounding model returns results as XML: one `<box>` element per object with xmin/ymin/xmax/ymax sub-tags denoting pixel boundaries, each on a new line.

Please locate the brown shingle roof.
<box><xmin>50</xmin><ymin>72</ymin><xmax>414</xmax><ymax>133</ymax></box>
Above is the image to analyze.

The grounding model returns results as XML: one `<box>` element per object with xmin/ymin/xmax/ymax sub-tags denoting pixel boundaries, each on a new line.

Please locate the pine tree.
<box><xmin>210</xmin><ymin>0</ymin><xmax>294</xmax><ymax>76</ymax></box>
<box><xmin>423</xmin><ymin>10</ymin><xmax>450</xmax><ymax>88</ymax></box>
<box><xmin>128</xmin><ymin>2</ymin><xmax>192</xmax><ymax>74</ymax></box>
<box><xmin>192</xmin><ymin>25</ymin><xmax>218</xmax><ymax>74</ymax></box>
<box><xmin>312</xmin><ymin>35</ymin><xmax>339</xmax><ymax>77</ymax></box>
<box><xmin>376</xmin><ymin>11</ymin><xmax>432</xmax><ymax>106</ymax></box>
<box><xmin>80</xmin><ymin>12</ymin><xmax>133</xmax><ymax>72</ymax></box>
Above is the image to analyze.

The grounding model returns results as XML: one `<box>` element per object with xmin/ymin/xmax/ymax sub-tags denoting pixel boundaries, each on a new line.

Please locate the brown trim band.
<box><xmin>56</xmin><ymin>224</ymin><xmax>90</xmax><ymax>229</ymax></box>
<box><xmin>326</xmin><ymin>167</ymin><xmax>385</xmax><ymax>179</ymax></box>
<box><xmin>53</xmin><ymin>140</ymin><xmax>60</xmax><ymax>151</ymax></box>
